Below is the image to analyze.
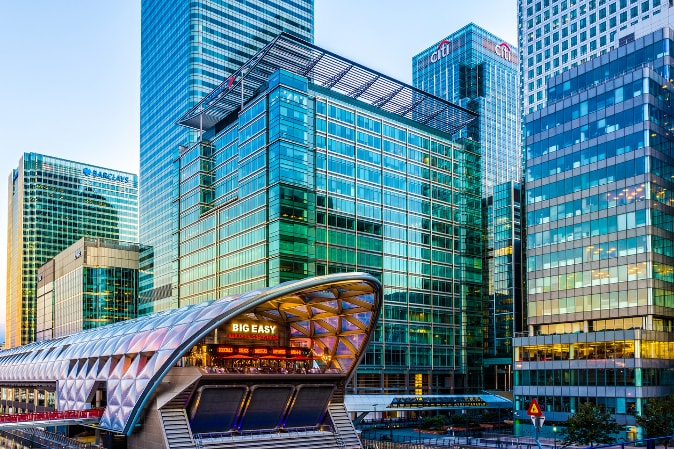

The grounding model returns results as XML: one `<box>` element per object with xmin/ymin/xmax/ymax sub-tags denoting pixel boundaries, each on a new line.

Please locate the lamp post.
<box><xmin>553</xmin><ymin>426</ymin><xmax>558</xmax><ymax>449</ymax></box>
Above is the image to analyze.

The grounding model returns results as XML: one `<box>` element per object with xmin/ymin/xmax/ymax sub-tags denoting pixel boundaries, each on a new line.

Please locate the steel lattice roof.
<box><xmin>178</xmin><ymin>32</ymin><xmax>477</xmax><ymax>135</ymax></box>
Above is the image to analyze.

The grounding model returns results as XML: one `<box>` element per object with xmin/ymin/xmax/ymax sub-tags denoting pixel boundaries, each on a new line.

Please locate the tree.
<box><xmin>561</xmin><ymin>402</ymin><xmax>624</xmax><ymax>447</ymax></box>
<box><xmin>420</xmin><ymin>415</ymin><xmax>446</xmax><ymax>430</ymax></box>
<box><xmin>636</xmin><ymin>395</ymin><xmax>674</xmax><ymax>449</ymax></box>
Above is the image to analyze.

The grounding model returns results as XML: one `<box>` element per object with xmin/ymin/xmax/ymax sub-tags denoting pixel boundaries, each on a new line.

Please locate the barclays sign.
<box><xmin>82</xmin><ymin>167</ymin><xmax>130</xmax><ymax>183</ymax></box>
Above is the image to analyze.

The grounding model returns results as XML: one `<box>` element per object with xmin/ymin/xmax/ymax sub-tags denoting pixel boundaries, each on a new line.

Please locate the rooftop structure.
<box><xmin>179</xmin><ymin>32</ymin><xmax>476</xmax><ymax>136</ymax></box>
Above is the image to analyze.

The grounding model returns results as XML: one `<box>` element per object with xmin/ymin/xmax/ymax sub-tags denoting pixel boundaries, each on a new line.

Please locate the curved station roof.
<box><xmin>0</xmin><ymin>273</ymin><xmax>382</xmax><ymax>435</ymax></box>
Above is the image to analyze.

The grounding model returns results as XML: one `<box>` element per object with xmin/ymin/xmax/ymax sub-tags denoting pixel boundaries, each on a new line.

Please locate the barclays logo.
<box><xmin>82</xmin><ymin>167</ymin><xmax>130</xmax><ymax>183</ymax></box>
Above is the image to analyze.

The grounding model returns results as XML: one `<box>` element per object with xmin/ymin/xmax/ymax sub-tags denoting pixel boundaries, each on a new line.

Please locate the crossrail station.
<box><xmin>0</xmin><ymin>273</ymin><xmax>382</xmax><ymax>449</ymax></box>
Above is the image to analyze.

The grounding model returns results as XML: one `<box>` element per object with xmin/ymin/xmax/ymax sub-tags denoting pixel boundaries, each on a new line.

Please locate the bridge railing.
<box><xmin>0</xmin><ymin>408</ymin><xmax>104</xmax><ymax>423</ymax></box>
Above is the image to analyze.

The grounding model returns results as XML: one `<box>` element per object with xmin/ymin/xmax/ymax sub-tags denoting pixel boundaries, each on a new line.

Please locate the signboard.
<box><xmin>527</xmin><ymin>398</ymin><xmax>543</xmax><ymax>417</ymax></box>
<box><xmin>82</xmin><ymin>167</ymin><xmax>130</xmax><ymax>184</ymax></box>
<box><xmin>228</xmin><ymin>322</ymin><xmax>279</xmax><ymax>341</ymax></box>
<box><xmin>531</xmin><ymin>415</ymin><xmax>546</xmax><ymax>428</ymax></box>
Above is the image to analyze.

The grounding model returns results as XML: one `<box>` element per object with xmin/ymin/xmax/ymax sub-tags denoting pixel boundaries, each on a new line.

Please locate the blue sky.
<box><xmin>0</xmin><ymin>0</ymin><xmax>517</xmax><ymax>340</ymax></box>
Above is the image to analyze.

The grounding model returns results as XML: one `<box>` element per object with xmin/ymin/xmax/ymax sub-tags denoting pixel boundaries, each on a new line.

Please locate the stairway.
<box><xmin>159</xmin><ymin>381</ymin><xmax>199</xmax><ymax>449</ymax></box>
<box><xmin>328</xmin><ymin>403</ymin><xmax>363</xmax><ymax>449</ymax></box>
<box><xmin>197</xmin><ymin>430</ymin><xmax>340</xmax><ymax>449</ymax></box>
<box><xmin>159</xmin><ymin>408</ymin><xmax>195</xmax><ymax>449</ymax></box>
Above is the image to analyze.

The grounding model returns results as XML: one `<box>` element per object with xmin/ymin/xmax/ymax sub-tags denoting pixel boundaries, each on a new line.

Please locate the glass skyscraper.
<box><xmin>6</xmin><ymin>153</ymin><xmax>138</xmax><ymax>348</ymax></box>
<box><xmin>519</xmin><ymin>0</ymin><xmax>674</xmax><ymax>113</ymax></box>
<box><xmin>174</xmin><ymin>34</ymin><xmax>483</xmax><ymax>394</ymax></box>
<box><xmin>516</xmin><ymin>28</ymin><xmax>674</xmax><ymax>439</ymax></box>
<box><xmin>413</xmin><ymin>23</ymin><xmax>523</xmax><ymax>390</ymax></box>
<box><xmin>139</xmin><ymin>0</ymin><xmax>313</xmax><ymax>314</ymax></box>
<box><xmin>413</xmin><ymin>23</ymin><xmax>521</xmax><ymax>190</ymax></box>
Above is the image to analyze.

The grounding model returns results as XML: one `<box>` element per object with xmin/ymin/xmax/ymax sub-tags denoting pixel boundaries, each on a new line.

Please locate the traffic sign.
<box><xmin>531</xmin><ymin>415</ymin><xmax>546</xmax><ymax>428</ymax></box>
<box><xmin>527</xmin><ymin>398</ymin><xmax>543</xmax><ymax>417</ymax></box>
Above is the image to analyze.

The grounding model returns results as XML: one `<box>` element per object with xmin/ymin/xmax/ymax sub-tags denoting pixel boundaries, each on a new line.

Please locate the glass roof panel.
<box><xmin>312</xmin><ymin>321</ymin><xmax>332</xmax><ymax>335</ymax></box>
<box><xmin>344</xmin><ymin>333</ymin><xmax>366</xmax><ymax>352</ymax></box>
<box><xmin>320</xmin><ymin>316</ymin><xmax>339</xmax><ymax>330</ymax></box>
<box><xmin>340</xmin><ymin>318</ymin><xmax>361</xmax><ymax>332</ymax></box>
<box><xmin>351</xmin><ymin>312</ymin><xmax>372</xmax><ymax>327</ymax></box>
<box><xmin>335</xmin><ymin>339</ymin><xmax>354</xmax><ymax>356</ymax></box>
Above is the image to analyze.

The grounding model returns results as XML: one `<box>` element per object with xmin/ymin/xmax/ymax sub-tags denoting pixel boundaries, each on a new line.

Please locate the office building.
<box><xmin>139</xmin><ymin>0</ymin><xmax>313</xmax><ymax>314</ymax></box>
<box><xmin>174</xmin><ymin>33</ymin><xmax>483</xmax><ymax>394</ymax></box>
<box><xmin>413</xmin><ymin>24</ymin><xmax>522</xmax><ymax>390</ymax></box>
<box><xmin>6</xmin><ymin>153</ymin><xmax>138</xmax><ymax>348</ymax></box>
<box><xmin>515</xmin><ymin>28</ymin><xmax>674</xmax><ymax>439</ymax></box>
<box><xmin>36</xmin><ymin>238</ymin><xmax>139</xmax><ymax>341</ymax></box>
<box><xmin>519</xmin><ymin>0</ymin><xmax>674</xmax><ymax>113</ymax></box>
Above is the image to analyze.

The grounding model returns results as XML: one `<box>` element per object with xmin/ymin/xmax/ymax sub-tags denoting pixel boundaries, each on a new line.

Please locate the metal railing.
<box><xmin>0</xmin><ymin>408</ymin><xmax>104</xmax><ymax>423</ymax></box>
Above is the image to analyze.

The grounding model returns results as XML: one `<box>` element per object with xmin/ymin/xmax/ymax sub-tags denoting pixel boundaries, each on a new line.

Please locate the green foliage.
<box><xmin>420</xmin><ymin>415</ymin><xmax>447</xmax><ymax>430</ymax></box>
<box><xmin>561</xmin><ymin>402</ymin><xmax>624</xmax><ymax>447</ymax></box>
<box><xmin>448</xmin><ymin>413</ymin><xmax>474</xmax><ymax>427</ymax></box>
<box><xmin>636</xmin><ymin>395</ymin><xmax>674</xmax><ymax>448</ymax></box>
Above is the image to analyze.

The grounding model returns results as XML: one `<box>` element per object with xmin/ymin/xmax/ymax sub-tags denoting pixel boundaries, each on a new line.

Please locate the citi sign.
<box><xmin>494</xmin><ymin>42</ymin><xmax>514</xmax><ymax>62</ymax></box>
<box><xmin>430</xmin><ymin>39</ymin><xmax>452</xmax><ymax>63</ymax></box>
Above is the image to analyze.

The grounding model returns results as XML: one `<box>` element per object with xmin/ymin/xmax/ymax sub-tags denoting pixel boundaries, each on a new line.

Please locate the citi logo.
<box><xmin>494</xmin><ymin>42</ymin><xmax>513</xmax><ymax>62</ymax></box>
<box><xmin>430</xmin><ymin>39</ymin><xmax>451</xmax><ymax>63</ymax></box>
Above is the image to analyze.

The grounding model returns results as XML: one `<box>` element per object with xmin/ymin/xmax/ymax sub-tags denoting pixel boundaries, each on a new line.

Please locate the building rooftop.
<box><xmin>178</xmin><ymin>32</ymin><xmax>477</xmax><ymax>136</ymax></box>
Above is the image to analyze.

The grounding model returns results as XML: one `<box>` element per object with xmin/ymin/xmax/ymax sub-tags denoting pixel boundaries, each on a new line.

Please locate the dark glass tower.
<box><xmin>139</xmin><ymin>0</ymin><xmax>314</xmax><ymax>314</ymax></box>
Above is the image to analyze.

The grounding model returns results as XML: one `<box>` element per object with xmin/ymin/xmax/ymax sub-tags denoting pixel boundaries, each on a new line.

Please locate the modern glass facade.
<box><xmin>516</xmin><ymin>28</ymin><xmax>674</xmax><ymax>438</ymax></box>
<box><xmin>413</xmin><ymin>23</ymin><xmax>521</xmax><ymax>190</ymax></box>
<box><xmin>6</xmin><ymin>153</ymin><xmax>138</xmax><ymax>348</ymax></box>
<box><xmin>139</xmin><ymin>0</ymin><xmax>314</xmax><ymax>315</ymax></box>
<box><xmin>484</xmin><ymin>181</ymin><xmax>523</xmax><ymax>390</ymax></box>
<box><xmin>413</xmin><ymin>24</ymin><xmax>522</xmax><ymax>390</ymax></box>
<box><xmin>519</xmin><ymin>0</ymin><xmax>674</xmax><ymax>113</ymax></box>
<box><xmin>174</xmin><ymin>35</ymin><xmax>483</xmax><ymax>394</ymax></box>
<box><xmin>36</xmin><ymin>238</ymin><xmax>139</xmax><ymax>341</ymax></box>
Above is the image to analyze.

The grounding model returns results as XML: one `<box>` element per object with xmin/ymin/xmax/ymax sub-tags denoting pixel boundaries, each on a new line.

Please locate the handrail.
<box><xmin>0</xmin><ymin>408</ymin><xmax>104</xmax><ymax>423</ymax></box>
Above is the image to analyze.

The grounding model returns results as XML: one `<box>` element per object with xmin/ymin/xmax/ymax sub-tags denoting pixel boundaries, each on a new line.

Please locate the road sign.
<box><xmin>531</xmin><ymin>415</ymin><xmax>546</xmax><ymax>428</ymax></box>
<box><xmin>527</xmin><ymin>398</ymin><xmax>543</xmax><ymax>417</ymax></box>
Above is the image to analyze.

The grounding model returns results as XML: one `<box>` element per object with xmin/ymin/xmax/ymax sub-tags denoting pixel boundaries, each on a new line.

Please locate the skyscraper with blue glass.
<box><xmin>174</xmin><ymin>33</ymin><xmax>484</xmax><ymax>394</ymax></box>
<box><xmin>516</xmin><ymin>28</ymin><xmax>674</xmax><ymax>439</ymax></box>
<box><xmin>413</xmin><ymin>24</ymin><xmax>523</xmax><ymax>390</ymax></box>
<box><xmin>139</xmin><ymin>0</ymin><xmax>314</xmax><ymax>314</ymax></box>
<box><xmin>6</xmin><ymin>153</ymin><xmax>138</xmax><ymax>348</ymax></box>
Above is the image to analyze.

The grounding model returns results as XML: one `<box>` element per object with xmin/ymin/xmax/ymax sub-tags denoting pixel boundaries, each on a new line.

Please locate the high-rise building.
<box><xmin>413</xmin><ymin>23</ymin><xmax>521</xmax><ymax>190</ymax></box>
<box><xmin>174</xmin><ymin>33</ymin><xmax>483</xmax><ymax>394</ymax></box>
<box><xmin>6</xmin><ymin>153</ymin><xmax>138</xmax><ymax>348</ymax></box>
<box><xmin>519</xmin><ymin>0</ymin><xmax>674</xmax><ymax>113</ymax></box>
<box><xmin>516</xmin><ymin>28</ymin><xmax>674</xmax><ymax>439</ymax></box>
<box><xmin>139</xmin><ymin>0</ymin><xmax>314</xmax><ymax>315</ymax></box>
<box><xmin>413</xmin><ymin>23</ymin><xmax>522</xmax><ymax>390</ymax></box>
<box><xmin>36</xmin><ymin>237</ymin><xmax>139</xmax><ymax>341</ymax></box>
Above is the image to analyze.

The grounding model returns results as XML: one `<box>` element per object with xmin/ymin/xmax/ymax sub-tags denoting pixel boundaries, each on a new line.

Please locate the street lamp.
<box><xmin>553</xmin><ymin>425</ymin><xmax>558</xmax><ymax>449</ymax></box>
